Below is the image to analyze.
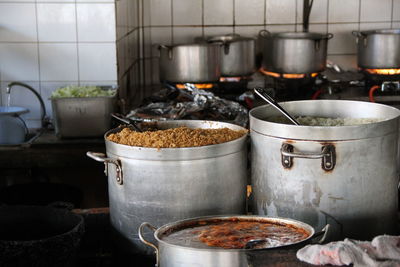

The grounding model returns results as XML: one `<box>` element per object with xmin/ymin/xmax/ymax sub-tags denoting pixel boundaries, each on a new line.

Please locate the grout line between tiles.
<box><xmin>75</xmin><ymin>0</ymin><xmax>81</xmax><ymax>85</ymax></box>
<box><xmin>34</xmin><ymin>0</ymin><xmax>42</xmax><ymax>94</ymax></box>
<box><xmin>391</xmin><ymin>0</ymin><xmax>394</xmax><ymax>28</ymax></box>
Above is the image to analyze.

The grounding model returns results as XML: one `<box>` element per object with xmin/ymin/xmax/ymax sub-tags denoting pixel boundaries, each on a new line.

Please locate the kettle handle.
<box><xmin>16</xmin><ymin>114</ymin><xmax>29</xmax><ymax>136</ymax></box>
<box><xmin>139</xmin><ymin>222</ymin><xmax>159</xmax><ymax>267</ymax></box>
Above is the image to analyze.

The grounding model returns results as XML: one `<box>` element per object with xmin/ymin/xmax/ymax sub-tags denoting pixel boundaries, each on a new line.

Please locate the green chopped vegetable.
<box><xmin>51</xmin><ymin>85</ymin><xmax>116</xmax><ymax>98</ymax></box>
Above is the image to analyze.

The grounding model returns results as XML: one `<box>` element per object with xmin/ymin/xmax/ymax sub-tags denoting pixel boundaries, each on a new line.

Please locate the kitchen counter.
<box><xmin>0</xmin><ymin>130</ymin><xmax>105</xmax><ymax>169</ymax></box>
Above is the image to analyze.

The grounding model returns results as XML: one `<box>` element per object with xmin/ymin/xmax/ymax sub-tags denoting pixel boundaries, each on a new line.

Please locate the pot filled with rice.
<box><xmin>87</xmin><ymin>120</ymin><xmax>248</xmax><ymax>255</ymax></box>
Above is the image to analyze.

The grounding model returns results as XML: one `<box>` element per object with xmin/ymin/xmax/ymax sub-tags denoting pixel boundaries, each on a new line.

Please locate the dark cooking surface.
<box><xmin>76</xmin><ymin>208</ymin><xmax>322</xmax><ymax>267</ymax></box>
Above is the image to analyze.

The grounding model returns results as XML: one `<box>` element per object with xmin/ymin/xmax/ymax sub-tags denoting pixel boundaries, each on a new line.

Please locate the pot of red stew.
<box><xmin>138</xmin><ymin>215</ymin><xmax>329</xmax><ymax>267</ymax></box>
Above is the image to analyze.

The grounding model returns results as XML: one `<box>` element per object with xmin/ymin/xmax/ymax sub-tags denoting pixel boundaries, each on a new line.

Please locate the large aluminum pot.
<box><xmin>250</xmin><ymin>100</ymin><xmax>400</xmax><ymax>241</ymax></box>
<box><xmin>207</xmin><ymin>34</ymin><xmax>256</xmax><ymax>77</ymax></box>
<box><xmin>159</xmin><ymin>43</ymin><xmax>221</xmax><ymax>83</ymax></box>
<box><xmin>139</xmin><ymin>215</ymin><xmax>329</xmax><ymax>267</ymax></box>
<box><xmin>353</xmin><ymin>29</ymin><xmax>400</xmax><ymax>69</ymax></box>
<box><xmin>259</xmin><ymin>30</ymin><xmax>333</xmax><ymax>74</ymax></box>
<box><xmin>87</xmin><ymin>120</ymin><xmax>248</xmax><ymax>255</ymax></box>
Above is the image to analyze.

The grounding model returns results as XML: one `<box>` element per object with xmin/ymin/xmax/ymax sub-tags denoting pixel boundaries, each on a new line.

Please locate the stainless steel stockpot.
<box><xmin>87</xmin><ymin>120</ymin><xmax>248</xmax><ymax>255</ymax></box>
<box><xmin>207</xmin><ymin>34</ymin><xmax>256</xmax><ymax>77</ymax></box>
<box><xmin>250</xmin><ymin>100</ymin><xmax>400</xmax><ymax>241</ymax></box>
<box><xmin>353</xmin><ymin>29</ymin><xmax>400</xmax><ymax>69</ymax></box>
<box><xmin>139</xmin><ymin>215</ymin><xmax>329</xmax><ymax>267</ymax></box>
<box><xmin>259</xmin><ymin>30</ymin><xmax>333</xmax><ymax>74</ymax></box>
<box><xmin>159</xmin><ymin>43</ymin><xmax>221</xmax><ymax>83</ymax></box>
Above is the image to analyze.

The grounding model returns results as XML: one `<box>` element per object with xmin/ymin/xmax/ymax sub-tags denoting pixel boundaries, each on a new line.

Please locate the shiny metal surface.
<box><xmin>138</xmin><ymin>215</ymin><xmax>318</xmax><ymax>267</ymax></box>
<box><xmin>95</xmin><ymin>120</ymin><xmax>248</xmax><ymax>255</ymax></box>
<box><xmin>253</xmin><ymin>88</ymin><xmax>300</xmax><ymax>125</ymax></box>
<box><xmin>208</xmin><ymin>34</ymin><xmax>256</xmax><ymax>77</ymax></box>
<box><xmin>353</xmin><ymin>29</ymin><xmax>400</xmax><ymax>69</ymax></box>
<box><xmin>51</xmin><ymin>95</ymin><xmax>115</xmax><ymax>138</ymax></box>
<box><xmin>250</xmin><ymin>100</ymin><xmax>400</xmax><ymax>240</ymax></box>
<box><xmin>159</xmin><ymin>43</ymin><xmax>221</xmax><ymax>83</ymax></box>
<box><xmin>259</xmin><ymin>31</ymin><xmax>332</xmax><ymax>74</ymax></box>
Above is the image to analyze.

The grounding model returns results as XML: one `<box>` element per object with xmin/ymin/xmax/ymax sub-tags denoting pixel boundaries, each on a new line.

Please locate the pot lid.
<box><xmin>0</xmin><ymin>106</ymin><xmax>29</xmax><ymax>115</ymax></box>
<box><xmin>207</xmin><ymin>34</ymin><xmax>255</xmax><ymax>43</ymax></box>
<box><xmin>261</xmin><ymin>31</ymin><xmax>332</xmax><ymax>40</ymax></box>
<box><xmin>359</xmin><ymin>28</ymin><xmax>400</xmax><ymax>35</ymax></box>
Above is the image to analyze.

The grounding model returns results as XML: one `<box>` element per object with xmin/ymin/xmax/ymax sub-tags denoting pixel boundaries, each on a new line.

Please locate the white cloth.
<box><xmin>296</xmin><ymin>235</ymin><xmax>400</xmax><ymax>267</ymax></box>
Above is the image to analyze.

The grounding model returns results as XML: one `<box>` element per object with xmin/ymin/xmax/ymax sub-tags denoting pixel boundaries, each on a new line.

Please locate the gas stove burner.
<box><xmin>219</xmin><ymin>76</ymin><xmax>249</xmax><ymax>82</ymax></box>
<box><xmin>174</xmin><ymin>83</ymin><xmax>216</xmax><ymax>90</ymax></box>
<box><xmin>364</xmin><ymin>68</ymin><xmax>400</xmax><ymax>76</ymax></box>
<box><xmin>259</xmin><ymin>68</ymin><xmax>319</xmax><ymax>79</ymax></box>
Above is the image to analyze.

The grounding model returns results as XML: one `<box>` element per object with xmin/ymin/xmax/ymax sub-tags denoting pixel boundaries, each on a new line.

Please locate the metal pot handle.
<box><xmin>352</xmin><ymin>31</ymin><xmax>363</xmax><ymax>37</ymax></box>
<box><xmin>86</xmin><ymin>151</ymin><xmax>123</xmax><ymax>185</ymax></box>
<box><xmin>326</xmin><ymin>33</ymin><xmax>334</xmax><ymax>39</ymax></box>
<box><xmin>281</xmin><ymin>143</ymin><xmax>336</xmax><ymax>171</ymax></box>
<box><xmin>259</xmin><ymin>30</ymin><xmax>271</xmax><ymax>37</ymax></box>
<box><xmin>310</xmin><ymin>224</ymin><xmax>330</xmax><ymax>244</ymax></box>
<box><xmin>139</xmin><ymin>222</ymin><xmax>159</xmax><ymax>267</ymax></box>
<box><xmin>158</xmin><ymin>44</ymin><xmax>173</xmax><ymax>59</ymax></box>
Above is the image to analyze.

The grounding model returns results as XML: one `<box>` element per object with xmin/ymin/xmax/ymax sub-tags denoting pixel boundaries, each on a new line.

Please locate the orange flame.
<box><xmin>259</xmin><ymin>68</ymin><xmax>318</xmax><ymax>79</ymax></box>
<box><xmin>176</xmin><ymin>84</ymin><xmax>214</xmax><ymax>89</ymax></box>
<box><xmin>364</xmin><ymin>69</ymin><xmax>400</xmax><ymax>75</ymax></box>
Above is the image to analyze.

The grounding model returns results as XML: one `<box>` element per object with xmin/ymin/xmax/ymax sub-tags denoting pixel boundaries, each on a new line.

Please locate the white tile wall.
<box><xmin>37</xmin><ymin>3</ymin><xmax>76</xmax><ymax>42</ymax></box>
<box><xmin>77</xmin><ymin>3</ymin><xmax>116</xmax><ymax>42</ymax></box>
<box><xmin>39</xmin><ymin>43</ymin><xmax>79</xmax><ymax>81</ymax></box>
<box><xmin>235</xmin><ymin>0</ymin><xmax>264</xmax><ymax>25</ymax></box>
<box><xmin>394</xmin><ymin>0</ymin><xmax>400</xmax><ymax>21</ymax></box>
<box><xmin>0</xmin><ymin>43</ymin><xmax>40</xmax><ymax>81</ymax></box>
<box><xmin>360</xmin><ymin>0</ymin><xmax>392</xmax><ymax>22</ymax></box>
<box><xmin>266</xmin><ymin>0</ymin><xmax>296</xmax><ymax>24</ymax></box>
<box><xmin>327</xmin><ymin>23</ymin><xmax>358</xmax><ymax>54</ymax></box>
<box><xmin>78</xmin><ymin>43</ymin><xmax>117</xmax><ymax>81</ymax></box>
<box><xmin>0</xmin><ymin>3</ymin><xmax>37</xmax><ymax>42</ymax></box>
<box><xmin>0</xmin><ymin>1</ymin><xmax>117</xmax><ymax>127</ymax></box>
<box><xmin>328</xmin><ymin>0</ymin><xmax>360</xmax><ymax>23</ymax></box>
<box><xmin>204</xmin><ymin>0</ymin><xmax>233</xmax><ymax>25</ymax></box>
<box><xmin>173</xmin><ymin>0</ymin><xmax>202</xmax><ymax>26</ymax></box>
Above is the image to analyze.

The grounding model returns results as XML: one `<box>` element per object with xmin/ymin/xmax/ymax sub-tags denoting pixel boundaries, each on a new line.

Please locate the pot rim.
<box><xmin>159</xmin><ymin>43</ymin><xmax>221</xmax><ymax>49</ymax></box>
<box><xmin>250</xmin><ymin>100</ymin><xmax>400</xmax><ymax>140</ymax></box>
<box><xmin>153</xmin><ymin>215</ymin><xmax>315</xmax><ymax>252</ymax></box>
<box><xmin>0</xmin><ymin>106</ymin><xmax>29</xmax><ymax>116</ymax></box>
<box><xmin>0</xmin><ymin>205</ymin><xmax>84</xmax><ymax>245</ymax></box>
<box><xmin>264</xmin><ymin>31</ymin><xmax>332</xmax><ymax>40</ymax></box>
<box><xmin>104</xmin><ymin>120</ymin><xmax>248</xmax><ymax>160</ymax></box>
<box><xmin>359</xmin><ymin>28</ymin><xmax>400</xmax><ymax>36</ymax></box>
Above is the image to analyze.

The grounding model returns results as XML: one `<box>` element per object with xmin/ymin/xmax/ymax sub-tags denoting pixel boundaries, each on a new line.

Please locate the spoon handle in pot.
<box><xmin>253</xmin><ymin>88</ymin><xmax>300</xmax><ymax>126</ymax></box>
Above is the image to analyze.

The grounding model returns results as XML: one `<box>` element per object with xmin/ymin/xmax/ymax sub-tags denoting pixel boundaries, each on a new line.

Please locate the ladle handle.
<box><xmin>253</xmin><ymin>88</ymin><xmax>300</xmax><ymax>125</ymax></box>
<box><xmin>111</xmin><ymin>113</ymin><xmax>142</xmax><ymax>132</ymax></box>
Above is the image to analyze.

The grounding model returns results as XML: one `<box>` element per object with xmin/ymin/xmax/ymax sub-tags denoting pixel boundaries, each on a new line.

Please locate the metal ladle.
<box><xmin>111</xmin><ymin>113</ymin><xmax>143</xmax><ymax>132</ymax></box>
<box><xmin>253</xmin><ymin>88</ymin><xmax>300</xmax><ymax>126</ymax></box>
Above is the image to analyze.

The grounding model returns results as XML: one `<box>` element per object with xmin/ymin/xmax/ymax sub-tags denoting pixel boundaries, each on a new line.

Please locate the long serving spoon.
<box><xmin>253</xmin><ymin>88</ymin><xmax>301</xmax><ymax>126</ymax></box>
<box><xmin>111</xmin><ymin>113</ymin><xmax>143</xmax><ymax>132</ymax></box>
